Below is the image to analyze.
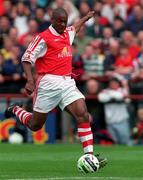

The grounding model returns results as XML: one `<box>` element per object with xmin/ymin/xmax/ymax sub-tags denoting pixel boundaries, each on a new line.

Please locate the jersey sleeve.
<box><xmin>22</xmin><ymin>35</ymin><xmax>47</xmax><ymax>64</ymax></box>
<box><xmin>66</xmin><ymin>26</ymin><xmax>76</xmax><ymax>45</ymax></box>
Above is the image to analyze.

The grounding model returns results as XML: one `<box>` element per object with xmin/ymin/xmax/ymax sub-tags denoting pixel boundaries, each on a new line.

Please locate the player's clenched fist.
<box><xmin>86</xmin><ymin>11</ymin><xmax>96</xmax><ymax>20</ymax></box>
<box><xmin>25</xmin><ymin>80</ymin><xmax>35</xmax><ymax>95</ymax></box>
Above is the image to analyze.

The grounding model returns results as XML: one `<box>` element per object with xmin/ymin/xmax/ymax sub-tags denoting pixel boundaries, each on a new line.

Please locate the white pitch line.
<box><xmin>7</xmin><ymin>177</ymin><xmax>143</xmax><ymax>180</ymax></box>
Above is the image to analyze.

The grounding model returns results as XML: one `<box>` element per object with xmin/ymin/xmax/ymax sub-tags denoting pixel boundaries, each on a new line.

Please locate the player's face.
<box><xmin>52</xmin><ymin>14</ymin><xmax>68</xmax><ymax>34</ymax></box>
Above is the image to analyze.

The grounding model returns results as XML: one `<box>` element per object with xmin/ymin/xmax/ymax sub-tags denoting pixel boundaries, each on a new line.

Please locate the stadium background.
<box><xmin>1</xmin><ymin>0</ymin><xmax>143</xmax><ymax>145</ymax></box>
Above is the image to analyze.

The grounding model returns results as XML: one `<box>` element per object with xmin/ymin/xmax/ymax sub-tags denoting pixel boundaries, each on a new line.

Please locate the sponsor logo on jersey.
<box><xmin>54</xmin><ymin>38</ymin><xmax>60</xmax><ymax>42</ymax></box>
<box><xmin>58</xmin><ymin>46</ymin><xmax>72</xmax><ymax>58</ymax></box>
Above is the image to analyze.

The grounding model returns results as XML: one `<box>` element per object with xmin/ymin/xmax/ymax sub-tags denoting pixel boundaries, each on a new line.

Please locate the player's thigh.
<box><xmin>65</xmin><ymin>98</ymin><xmax>88</xmax><ymax>118</ymax></box>
<box><xmin>32</xmin><ymin>111</ymin><xmax>48</xmax><ymax>127</ymax></box>
<box><xmin>34</xmin><ymin>75</ymin><xmax>62</xmax><ymax>113</ymax></box>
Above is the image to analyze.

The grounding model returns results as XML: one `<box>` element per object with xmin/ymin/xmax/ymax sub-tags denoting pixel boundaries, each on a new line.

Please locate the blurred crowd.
<box><xmin>1</xmin><ymin>0</ymin><xmax>143</xmax><ymax>145</ymax></box>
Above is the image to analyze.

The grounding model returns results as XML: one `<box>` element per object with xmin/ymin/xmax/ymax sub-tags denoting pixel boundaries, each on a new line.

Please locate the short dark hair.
<box><xmin>52</xmin><ymin>8</ymin><xmax>67</xmax><ymax>19</ymax></box>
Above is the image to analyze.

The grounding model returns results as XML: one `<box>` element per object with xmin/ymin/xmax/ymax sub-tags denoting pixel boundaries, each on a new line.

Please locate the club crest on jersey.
<box><xmin>58</xmin><ymin>47</ymin><xmax>72</xmax><ymax>58</ymax></box>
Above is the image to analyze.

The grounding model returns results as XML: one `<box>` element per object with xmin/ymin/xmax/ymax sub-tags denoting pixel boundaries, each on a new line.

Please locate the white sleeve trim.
<box><xmin>67</xmin><ymin>26</ymin><xmax>76</xmax><ymax>45</ymax></box>
<box><xmin>22</xmin><ymin>36</ymin><xmax>47</xmax><ymax>64</ymax></box>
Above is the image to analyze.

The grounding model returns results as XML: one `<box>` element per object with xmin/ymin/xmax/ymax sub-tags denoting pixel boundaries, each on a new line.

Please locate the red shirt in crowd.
<box><xmin>128</xmin><ymin>44</ymin><xmax>140</xmax><ymax>59</ymax></box>
<box><xmin>115</xmin><ymin>54</ymin><xmax>133</xmax><ymax>67</ymax></box>
<box><xmin>115</xmin><ymin>0</ymin><xmax>138</xmax><ymax>7</ymax></box>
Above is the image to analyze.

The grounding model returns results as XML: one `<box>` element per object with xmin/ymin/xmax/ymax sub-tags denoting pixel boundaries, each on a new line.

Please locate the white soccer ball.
<box><xmin>8</xmin><ymin>132</ymin><xmax>23</xmax><ymax>144</ymax></box>
<box><xmin>77</xmin><ymin>154</ymin><xmax>100</xmax><ymax>173</ymax></box>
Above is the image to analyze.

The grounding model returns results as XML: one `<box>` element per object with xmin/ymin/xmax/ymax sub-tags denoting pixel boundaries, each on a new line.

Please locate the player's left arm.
<box><xmin>22</xmin><ymin>35</ymin><xmax>47</xmax><ymax>95</ymax></box>
<box><xmin>73</xmin><ymin>11</ymin><xmax>95</xmax><ymax>33</ymax></box>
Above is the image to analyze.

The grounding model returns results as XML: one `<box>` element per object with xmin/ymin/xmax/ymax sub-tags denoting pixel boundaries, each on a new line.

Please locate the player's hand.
<box><xmin>86</xmin><ymin>11</ymin><xmax>95</xmax><ymax>20</ymax></box>
<box><xmin>25</xmin><ymin>80</ymin><xmax>35</xmax><ymax>95</ymax></box>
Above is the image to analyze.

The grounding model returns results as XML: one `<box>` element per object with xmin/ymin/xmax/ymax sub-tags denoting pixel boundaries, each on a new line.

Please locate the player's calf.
<box><xmin>5</xmin><ymin>104</ymin><xmax>33</xmax><ymax>130</ymax></box>
<box><xmin>77</xmin><ymin>122</ymin><xmax>93</xmax><ymax>154</ymax></box>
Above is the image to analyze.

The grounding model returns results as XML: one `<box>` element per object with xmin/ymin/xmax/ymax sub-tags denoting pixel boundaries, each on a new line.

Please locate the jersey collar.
<box><xmin>49</xmin><ymin>25</ymin><xmax>65</xmax><ymax>36</ymax></box>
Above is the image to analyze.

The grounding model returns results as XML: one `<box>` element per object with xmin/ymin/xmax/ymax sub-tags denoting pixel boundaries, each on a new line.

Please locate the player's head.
<box><xmin>51</xmin><ymin>8</ymin><xmax>68</xmax><ymax>34</ymax></box>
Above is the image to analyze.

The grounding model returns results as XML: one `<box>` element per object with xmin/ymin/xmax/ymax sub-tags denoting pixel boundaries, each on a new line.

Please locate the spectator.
<box><xmin>133</xmin><ymin>41</ymin><xmax>143</xmax><ymax>72</ymax></box>
<box><xmin>22</xmin><ymin>34</ymin><xmax>34</xmax><ymax>51</ymax></box>
<box><xmin>121</xmin><ymin>30</ymin><xmax>140</xmax><ymax>59</ymax></box>
<box><xmin>74</xmin><ymin>25</ymin><xmax>93</xmax><ymax>54</ymax></box>
<box><xmin>101</xmin><ymin>0</ymin><xmax>127</xmax><ymax>23</ymax></box>
<box><xmin>2</xmin><ymin>0</ymin><xmax>13</xmax><ymax>20</ymax></box>
<box><xmin>18</xmin><ymin>19</ymin><xmax>38</xmax><ymax>46</ymax></box>
<box><xmin>2</xmin><ymin>45</ymin><xmax>23</xmax><ymax>78</ymax></box>
<box><xmin>79</xmin><ymin>1</ymin><xmax>94</xmax><ymax>27</ymax></box>
<box><xmin>114</xmin><ymin>43</ymin><xmax>134</xmax><ymax>78</ymax></box>
<box><xmin>35</xmin><ymin>7</ymin><xmax>51</xmax><ymax>32</ymax></box>
<box><xmin>102</xmin><ymin>27</ymin><xmax>114</xmax><ymax>53</ymax></box>
<box><xmin>93</xmin><ymin>1</ymin><xmax>110</xmax><ymax>27</ymax></box>
<box><xmin>79</xmin><ymin>1</ymin><xmax>91</xmax><ymax>18</ymax></box>
<box><xmin>0</xmin><ymin>16</ymin><xmax>11</xmax><ymax>36</ymax></box>
<box><xmin>13</xmin><ymin>2</ymin><xmax>30</xmax><ymax>36</ymax></box>
<box><xmin>115</xmin><ymin>0</ymin><xmax>138</xmax><ymax>9</ymax></box>
<box><xmin>104</xmin><ymin>39</ymin><xmax>119</xmax><ymax>74</ymax></box>
<box><xmin>101</xmin><ymin>0</ymin><xmax>115</xmax><ymax>23</ymax></box>
<box><xmin>75</xmin><ymin>0</ymin><xmax>95</xmax><ymax>10</ymax></box>
<box><xmin>44</xmin><ymin>7</ymin><xmax>53</xmax><ymax>22</ymax></box>
<box><xmin>130</xmin><ymin>71</ymin><xmax>143</xmax><ymax>111</ymax></box>
<box><xmin>130</xmin><ymin>41</ymin><xmax>143</xmax><ymax>102</ymax></box>
<box><xmin>25</xmin><ymin>0</ymin><xmax>38</xmax><ymax>18</ymax></box>
<box><xmin>82</xmin><ymin>44</ymin><xmax>96</xmax><ymax>79</ymax></box>
<box><xmin>98</xmin><ymin>75</ymin><xmax>131</xmax><ymax>145</ymax></box>
<box><xmin>0</xmin><ymin>36</ymin><xmax>14</xmax><ymax>60</ymax></box>
<box><xmin>125</xmin><ymin>5</ymin><xmax>143</xmax><ymax>35</ymax></box>
<box><xmin>0</xmin><ymin>43</ymin><xmax>24</xmax><ymax>93</ymax></box>
<box><xmin>86</xmin><ymin>12</ymin><xmax>104</xmax><ymax>39</ymax></box>
<box><xmin>94</xmin><ymin>1</ymin><xmax>103</xmax><ymax>14</ymax></box>
<box><xmin>112</xmin><ymin>16</ymin><xmax>125</xmax><ymax>38</ymax></box>
<box><xmin>82</xmin><ymin>42</ymin><xmax>105</xmax><ymax>80</ymax></box>
<box><xmin>85</xmin><ymin>78</ymin><xmax>105</xmax><ymax>130</ymax></box>
<box><xmin>90</xmin><ymin>40</ymin><xmax>105</xmax><ymax>76</ymax></box>
<box><xmin>8</xmin><ymin>27</ymin><xmax>19</xmax><ymax>46</ymax></box>
<box><xmin>137</xmin><ymin>31</ymin><xmax>143</xmax><ymax>42</ymax></box>
<box><xmin>85</xmin><ymin>78</ymin><xmax>100</xmax><ymax>95</ymax></box>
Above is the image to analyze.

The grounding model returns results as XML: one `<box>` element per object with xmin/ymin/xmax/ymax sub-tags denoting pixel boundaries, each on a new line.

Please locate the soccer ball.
<box><xmin>8</xmin><ymin>132</ymin><xmax>23</xmax><ymax>144</ymax></box>
<box><xmin>77</xmin><ymin>154</ymin><xmax>99</xmax><ymax>173</ymax></box>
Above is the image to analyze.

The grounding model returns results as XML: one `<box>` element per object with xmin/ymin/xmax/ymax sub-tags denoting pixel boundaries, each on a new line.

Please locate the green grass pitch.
<box><xmin>1</xmin><ymin>144</ymin><xmax>143</xmax><ymax>180</ymax></box>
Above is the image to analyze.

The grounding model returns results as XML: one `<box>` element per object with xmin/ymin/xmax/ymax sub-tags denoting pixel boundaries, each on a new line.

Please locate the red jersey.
<box><xmin>22</xmin><ymin>25</ymin><xmax>76</xmax><ymax>76</ymax></box>
<box><xmin>115</xmin><ymin>54</ymin><xmax>133</xmax><ymax>67</ymax></box>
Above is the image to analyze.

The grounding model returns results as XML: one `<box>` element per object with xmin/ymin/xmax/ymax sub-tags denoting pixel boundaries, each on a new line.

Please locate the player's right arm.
<box><xmin>22</xmin><ymin>35</ymin><xmax>47</xmax><ymax>95</ymax></box>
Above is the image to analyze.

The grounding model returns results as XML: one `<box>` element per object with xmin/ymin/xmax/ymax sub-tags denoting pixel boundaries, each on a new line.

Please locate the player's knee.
<box><xmin>76</xmin><ymin>111</ymin><xmax>90</xmax><ymax>124</ymax></box>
